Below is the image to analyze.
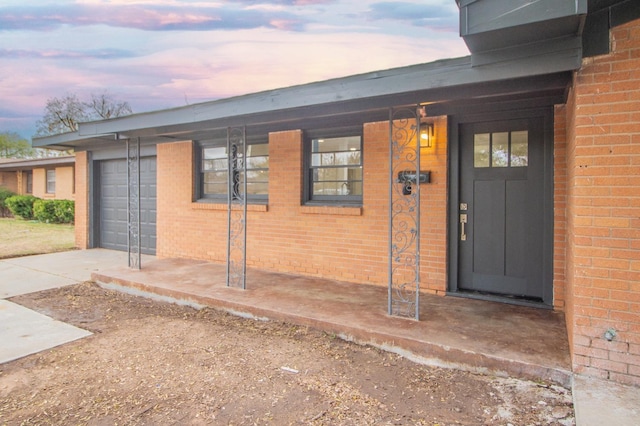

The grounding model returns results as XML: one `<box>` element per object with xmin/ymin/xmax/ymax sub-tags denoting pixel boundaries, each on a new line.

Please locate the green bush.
<box><xmin>0</xmin><ymin>188</ymin><xmax>16</xmax><ymax>217</ymax></box>
<box><xmin>53</xmin><ymin>199</ymin><xmax>74</xmax><ymax>224</ymax></box>
<box><xmin>33</xmin><ymin>199</ymin><xmax>75</xmax><ymax>224</ymax></box>
<box><xmin>33</xmin><ymin>199</ymin><xmax>57</xmax><ymax>223</ymax></box>
<box><xmin>5</xmin><ymin>195</ymin><xmax>38</xmax><ymax>220</ymax></box>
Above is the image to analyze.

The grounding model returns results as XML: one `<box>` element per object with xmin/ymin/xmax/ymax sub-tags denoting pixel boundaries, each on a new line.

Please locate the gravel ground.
<box><xmin>1</xmin><ymin>282</ymin><xmax>575</xmax><ymax>425</ymax></box>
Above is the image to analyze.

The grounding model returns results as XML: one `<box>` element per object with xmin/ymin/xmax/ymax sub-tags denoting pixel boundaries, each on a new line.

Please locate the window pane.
<box><xmin>203</xmin><ymin>158</ymin><xmax>227</xmax><ymax>171</ymax></box>
<box><xmin>312</xmin><ymin>167</ymin><xmax>362</xmax><ymax>196</ymax></box>
<box><xmin>312</xmin><ymin>136</ymin><xmax>361</xmax><ymax>153</ymax></box>
<box><xmin>311</xmin><ymin>152</ymin><xmax>335</xmax><ymax>167</ymax></box>
<box><xmin>474</xmin><ymin>133</ymin><xmax>490</xmax><ymax>168</ymax></box>
<box><xmin>204</xmin><ymin>183</ymin><xmax>227</xmax><ymax>195</ymax></box>
<box><xmin>246</xmin><ymin>155</ymin><xmax>269</xmax><ymax>169</ymax></box>
<box><xmin>311</xmin><ymin>151</ymin><xmax>360</xmax><ymax>166</ymax></box>
<box><xmin>313</xmin><ymin>182</ymin><xmax>346</xmax><ymax>196</ymax></box>
<box><xmin>310</xmin><ymin>134</ymin><xmax>362</xmax><ymax>201</ymax></box>
<box><xmin>203</xmin><ymin>171</ymin><xmax>226</xmax><ymax>184</ymax></box>
<box><xmin>335</xmin><ymin>151</ymin><xmax>361</xmax><ymax>165</ymax></box>
<box><xmin>245</xmin><ymin>182</ymin><xmax>269</xmax><ymax>195</ymax></box>
<box><xmin>203</xmin><ymin>146</ymin><xmax>226</xmax><ymax>159</ymax></box>
<box><xmin>315</xmin><ymin>167</ymin><xmax>345</xmax><ymax>182</ymax></box>
<box><xmin>200</xmin><ymin>142</ymin><xmax>268</xmax><ymax>199</ymax></box>
<box><xmin>240</xmin><ymin>170</ymin><xmax>269</xmax><ymax>195</ymax></box>
<box><xmin>247</xmin><ymin>144</ymin><xmax>268</xmax><ymax>156</ymax></box>
<box><xmin>313</xmin><ymin>180</ymin><xmax>362</xmax><ymax>196</ymax></box>
<box><xmin>492</xmin><ymin>132</ymin><xmax>509</xmax><ymax>167</ymax></box>
<box><xmin>510</xmin><ymin>131</ymin><xmax>528</xmax><ymax>167</ymax></box>
<box><xmin>349</xmin><ymin>181</ymin><xmax>363</xmax><ymax>196</ymax></box>
<box><xmin>26</xmin><ymin>172</ymin><xmax>33</xmax><ymax>194</ymax></box>
<box><xmin>245</xmin><ymin>169</ymin><xmax>269</xmax><ymax>182</ymax></box>
<box><xmin>46</xmin><ymin>170</ymin><xmax>56</xmax><ymax>194</ymax></box>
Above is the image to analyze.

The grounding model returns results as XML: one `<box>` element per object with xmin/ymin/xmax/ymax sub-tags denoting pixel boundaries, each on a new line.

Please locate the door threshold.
<box><xmin>447</xmin><ymin>290</ymin><xmax>552</xmax><ymax>310</ymax></box>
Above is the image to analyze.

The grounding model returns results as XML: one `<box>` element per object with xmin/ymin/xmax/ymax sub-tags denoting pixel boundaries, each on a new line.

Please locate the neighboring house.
<box><xmin>34</xmin><ymin>0</ymin><xmax>640</xmax><ymax>387</ymax></box>
<box><xmin>0</xmin><ymin>156</ymin><xmax>75</xmax><ymax>200</ymax></box>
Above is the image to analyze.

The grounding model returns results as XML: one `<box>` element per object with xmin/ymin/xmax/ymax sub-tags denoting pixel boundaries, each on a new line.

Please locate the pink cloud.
<box><xmin>0</xmin><ymin>3</ymin><xmax>309</xmax><ymax>32</ymax></box>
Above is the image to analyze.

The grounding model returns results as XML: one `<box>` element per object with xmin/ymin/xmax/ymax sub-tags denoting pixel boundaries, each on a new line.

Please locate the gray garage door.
<box><xmin>98</xmin><ymin>157</ymin><xmax>157</xmax><ymax>255</ymax></box>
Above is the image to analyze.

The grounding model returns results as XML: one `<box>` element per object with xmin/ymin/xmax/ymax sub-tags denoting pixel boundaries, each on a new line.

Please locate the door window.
<box><xmin>474</xmin><ymin>131</ymin><xmax>528</xmax><ymax>168</ymax></box>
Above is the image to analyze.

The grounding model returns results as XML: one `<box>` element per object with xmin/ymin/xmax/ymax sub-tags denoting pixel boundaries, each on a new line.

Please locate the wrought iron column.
<box><xmin>226</xmin><ymin>126</ymin><xmax>247</xmax><ymax>289</ymax></box>
<box><xmin>388</xmin><ymin>106</ymin><xmax>421</xmax><ymax>320</ymax></box>
<box><xmin>127</xmin><ymin>137</ymin><xmax>141</xmax><ymax>269</ymax></box>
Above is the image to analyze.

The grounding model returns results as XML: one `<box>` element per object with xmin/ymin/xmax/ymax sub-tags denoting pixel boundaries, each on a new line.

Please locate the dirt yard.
<box><xmin>1</xmin><ymin>282</ymin><xmax>574</xmax><ymax>425</ymax></box>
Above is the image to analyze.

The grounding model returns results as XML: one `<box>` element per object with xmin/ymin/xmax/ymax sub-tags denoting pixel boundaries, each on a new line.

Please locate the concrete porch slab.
<box><xmin>0</xmin><ymin>300</ymin><xmax>92</xmax><ymax>364</ymax></box>
<box><xmin>93</xmin><ymin>257</ymin><xmax>573</xmax><ymax>387</ymax></box>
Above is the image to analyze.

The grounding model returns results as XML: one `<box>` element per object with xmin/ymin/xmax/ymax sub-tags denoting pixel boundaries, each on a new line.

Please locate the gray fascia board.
<box><xmin>471</xmin><ymin>35</ymin><xmax>582</xmax><ymax>67</ymax></box>
<box><xmin>36</xmin><ymin>49</ymin><xmax>580</xmax><ymax>148</ymax></box>
<box><xmin>74</xmin><ymin>57</ymin><xmax>473</xmax><ymax>138</ymax></box>
<box><xmin>460</xmin><ymin>0</ymin><xmax>586</xmax><ymax>36</ymax></box>
<box><xmin>32</xmin><ymin>130</ymin><xmax>120</xmax><ymax>149</ymax></box>
<box><xmin>32</xmin><ymin>131</ymin><xmax>79</xmax><ymax>148</ymax></box>
<box><xmin>0</xmin><ymin>156</ymin><xmax>75</xmax><ymax>171</ymax></box>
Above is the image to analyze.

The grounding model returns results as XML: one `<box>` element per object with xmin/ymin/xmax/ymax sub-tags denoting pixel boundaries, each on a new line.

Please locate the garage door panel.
<box><xmin>99</xmin><ymin>157</ymin><xmax>157</xmax><ymax>255</ymax></box>
<box><xmin>141</xmin><ymin>184</ymin><xmax>157</xmax><ymax>199</ymax></box>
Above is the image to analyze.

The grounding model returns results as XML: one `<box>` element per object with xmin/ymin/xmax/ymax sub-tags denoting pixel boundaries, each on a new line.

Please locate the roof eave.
<box><xmin>33</xmin><ymin>47</ymin><xmax>581</xmax><ymax>148</ymax></box>
<box><xmin>0</xmin><ymin>155</ymin><xmax>75</xmax><ymax>171</ymax></box>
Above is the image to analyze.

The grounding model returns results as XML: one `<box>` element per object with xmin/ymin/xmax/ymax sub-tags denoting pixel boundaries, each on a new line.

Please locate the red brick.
<box><xmin>590</xmin><ymin>358</ymin><xmax>628</xmax><ymax>374</ymax></box>
<box><xmin>565</xmin><ymin>16</ymin><xmax>640</xmax><ymax>386</ymax></box>
<box><xmin>149</xmin><ymin>120</ymin><xmax>451</xmax><ymax>291</ymax></box>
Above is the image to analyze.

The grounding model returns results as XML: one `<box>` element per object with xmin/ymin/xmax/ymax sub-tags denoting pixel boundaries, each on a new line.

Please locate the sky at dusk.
<box><xmin>0</xmin><ymin>0</ymin><xmax>469</xmax><ymax>140</ymax></box>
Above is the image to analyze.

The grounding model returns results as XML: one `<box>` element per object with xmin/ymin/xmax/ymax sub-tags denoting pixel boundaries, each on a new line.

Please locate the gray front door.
<box><xmin>458</xmin><ymin>117</ymin><xmax>546</xmax><ymax>300</ymax></box>
<box><xmin>98</xmin><ymin>157</ymin><xmax>157</xmax><ymax>255</ymax></box>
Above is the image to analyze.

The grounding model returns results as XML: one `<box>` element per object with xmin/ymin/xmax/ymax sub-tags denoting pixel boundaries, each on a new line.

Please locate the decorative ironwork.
<box><xmin>127</xmin><ymin>137</ymin><xmax>141</xmax><ymax>269</ymax></box>
<box><xmin>388</xmin><ymin>106</ymin><xmax>421</xmax><ymax>320</ymax></box>
<box><xmin>226</xmin><ymin>126</ymin><xmax>247</xmax><ymax>289</ymax></box>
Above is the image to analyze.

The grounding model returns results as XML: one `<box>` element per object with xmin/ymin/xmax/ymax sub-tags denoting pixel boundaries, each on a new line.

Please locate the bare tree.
<box><xmin>35</xmin><ymin>94</ymin><xmax>87</xmax><ymax>136</ymax></box>
<box><xmin>87</xmin><ymin>92</ymin><xmax>133</xmax><ymax>119</ymax></box>
<box><xmin>35</xmin><ymin>92</ymin><xmax>133</xmax><ymax>137</ymax></box>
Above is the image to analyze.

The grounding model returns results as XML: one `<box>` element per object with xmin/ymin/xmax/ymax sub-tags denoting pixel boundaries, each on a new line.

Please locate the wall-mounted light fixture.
<box><xmin>419</xmin><ymin>122</ymin><xmax>434</xmax><ymax>148</ymax></box>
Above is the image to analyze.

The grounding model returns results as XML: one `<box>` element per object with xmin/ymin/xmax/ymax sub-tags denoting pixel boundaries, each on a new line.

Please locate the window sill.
<box><xmin>301</xmin><ymin>205</ymin><xmax>362</xmax><ymax>216</ymax></box>
<box><xmin>191</xmin><ymin>202</ymin><xmax>268</xmax><ymax>212</ymax></box>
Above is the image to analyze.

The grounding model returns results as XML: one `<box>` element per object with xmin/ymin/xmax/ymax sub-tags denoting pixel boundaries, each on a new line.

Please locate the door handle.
<box><xmin>460</xmin><ymin>213</ymin><xmax>467</xmax><ymax>241</ymax></box>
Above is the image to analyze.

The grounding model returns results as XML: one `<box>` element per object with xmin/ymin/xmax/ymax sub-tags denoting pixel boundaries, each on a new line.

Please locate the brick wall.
<box><xmin>157</xmin><ymin>118</ymin><xmax>448</xmax><ymax>292</ymax></box>
<box><xmin>31</xmin><ymin>166</ymin><xmax>74</xmax><ymax>200</ymax></box>
<box><xmin>32</xmin><ymin>168</ymin><xmax>45</xmax><ymax>197</ymax></box>
<box><xmin>566</xmin><ymin>18</ymin><xmax>640</xmax><ymax>386</ymax></box>
<box><xmin>54</xmin><ymin>166</ymin><xmax>75</xmax><ymax>200</ymax></box>
<box><xmin>0</xmin><ymin>172</ymin><xmax>18</xmax><ymax>193</ymax></box>
<box><xmin>74</xmin><ymin>152</ymin><xmax>89</xmax><ymax>249</ymax></box>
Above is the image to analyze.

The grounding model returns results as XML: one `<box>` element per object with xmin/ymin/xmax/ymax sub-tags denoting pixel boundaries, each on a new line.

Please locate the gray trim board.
<box><xmin>0</xmin><ymin>156</ymin><xmax>74</xmax><ymax>171</ymax></box>
<box><xmin>33</xmin><ymin>51</ymin><xmax>579</xmax><ymax>150</ymax></box>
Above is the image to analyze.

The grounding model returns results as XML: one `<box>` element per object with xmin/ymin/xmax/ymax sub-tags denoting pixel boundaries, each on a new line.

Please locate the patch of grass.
<box><xmin>0</xmin><ymin>218</ymin><xmax>75</xmax><ymax>259</ymax></box>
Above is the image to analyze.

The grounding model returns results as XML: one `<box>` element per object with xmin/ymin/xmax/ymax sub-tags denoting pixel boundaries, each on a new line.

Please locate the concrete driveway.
<box><xmin>0</xmin><ymin>249</ymin><xmax>152</xmax><ymax>364</ymax></box>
